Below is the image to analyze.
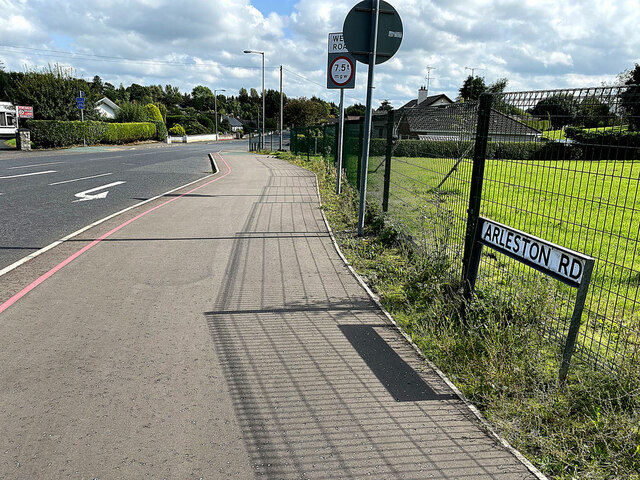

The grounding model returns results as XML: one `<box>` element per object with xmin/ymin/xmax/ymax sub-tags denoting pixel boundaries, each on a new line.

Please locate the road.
<box><xmin>0</xmin><ymin>139</ymin><xmax>248</xmax><ymax>271</ymax></box>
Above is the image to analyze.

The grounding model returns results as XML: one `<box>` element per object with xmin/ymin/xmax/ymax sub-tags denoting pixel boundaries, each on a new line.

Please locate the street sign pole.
<box><xmin>336</xmin><ymin>88</ymin><xmax>345</xmax><ymax>194</ymax></box>
<box><xmin>79</xmin><ymin>90</ymin><xmax>86</xmax><ymax>147</ymax></box>
<box><xmin>357</xmin><ymin>0</ymin><xmax>380</xmax><ymax>236</ymax></box>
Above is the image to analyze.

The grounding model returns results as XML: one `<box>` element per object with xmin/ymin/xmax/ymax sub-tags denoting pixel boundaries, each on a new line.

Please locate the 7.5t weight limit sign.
<box><xmin>327</xmin><ymin>32</ymin><xmax>356</xmax><ymax>89</ymax></box>
<box><xmin>329</xmin><ymin>56</ymin><xmax>354</xmax><ymax>87</ymax></box>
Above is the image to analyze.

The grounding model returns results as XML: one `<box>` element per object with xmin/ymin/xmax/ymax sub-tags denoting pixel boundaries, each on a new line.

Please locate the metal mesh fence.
<box><xmin>289</xmin><ymin>85</ymin><xmax>640</xmax><ymax>374</ymax></box>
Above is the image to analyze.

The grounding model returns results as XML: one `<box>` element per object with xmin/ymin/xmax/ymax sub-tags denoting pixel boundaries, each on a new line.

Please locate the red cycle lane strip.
<box><xmin>0</xmin><ymin>152</ymin><xmax>231</xmax><ymax>315</ymax></box>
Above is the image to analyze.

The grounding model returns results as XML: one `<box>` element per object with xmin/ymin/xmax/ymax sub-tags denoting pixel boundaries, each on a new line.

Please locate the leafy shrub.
<box><xmin>182</xmin><ymin>120</ymin><xmax>208</xmax><ymax>135</ymax></box>
<box><xmin>114</xmin><ymin>102</ymin><xmax>148</xmax><ymax>123</ymax></box>
<box><xmin>166</xmin><ymin>115</ymin><xmax>188</xmax><ymax>128</ymax></box>
<box><xmin>564</xmin><ymin>126</ymin><xmax>640</xmax><ymax>160</ymax></box>
<box><xmin>197</xmin><ymin>114</ymin><xmax>215</xmax><ymax>132</ymax></box>
<box><xmin>144</xmin><ymin>103</ymin><xmax>163</xmax><ymax>123</ymax></box>
<box><xmin>168</xmin><ymin>124</ymin><xmax>186</xmax><ymax>136</ymax></box>
<box><xmin>152</xmin><ymin>121</ymin><xmax>167</xmax><ymax>141</ymax></box>
<box><xmin>155</xmin><ymin>103</ymin><xmax>167</xmax><ymax>123</ymax></box>
<box><xmin>102</xmin><ymin>122</ymin><xmax>156</xmax><ymax>144</ymax></box>
<box><xmin>25</xmin><ymin>120</ymin><xmax>108</xmax><ymax>148</ymax></box>
<box><xmin>24</xmin><ymin>120</ymin><xmax>156</xmax><ymax>147</ymax></box>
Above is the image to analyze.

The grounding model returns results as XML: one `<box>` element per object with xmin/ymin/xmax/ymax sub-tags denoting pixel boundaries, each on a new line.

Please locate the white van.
<box><xmin>0</xmin><ymin>102</ymin><xmax>17</xmax><ymax>137</ymax></box>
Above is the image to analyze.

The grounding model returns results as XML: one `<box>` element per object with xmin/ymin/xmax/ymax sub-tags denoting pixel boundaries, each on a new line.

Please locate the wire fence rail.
<box><xmin>291</xmin><ymin>86</ymin><xmax>640</xmax><ymax>376</ymax></box>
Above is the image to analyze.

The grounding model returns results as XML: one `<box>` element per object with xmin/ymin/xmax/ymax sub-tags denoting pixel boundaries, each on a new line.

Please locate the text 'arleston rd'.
<box><xmin>478</xmin><ymin>217</ymin><xmax>590</xmax><ymax>286</ymax></box>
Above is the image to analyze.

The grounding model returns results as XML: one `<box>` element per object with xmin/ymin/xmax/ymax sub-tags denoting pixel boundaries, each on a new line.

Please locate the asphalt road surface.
<box><xmin>0</xmin><ymin>139</ymin><xmax>249</xmax><ymax>271</ymax></box>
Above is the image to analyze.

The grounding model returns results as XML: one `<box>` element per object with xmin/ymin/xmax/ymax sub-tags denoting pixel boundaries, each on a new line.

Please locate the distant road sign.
<box><xmin>17</xmin><ymin>106</ymin><xmax>34</xmax><ymax>118</ymax></box>
<box><xmin>327</xmin><ymin>32</ymin><xmax>356</xmax><ymax>89</ymax></box>
<box><xmin>343</xmin><ymin>0</ymin><xmax>403</xmax><ymax>65</ymax></box>
<box><xmin>76</xmin><ymin>97</ymin><xmax>85</xmax><ymax>110</ymax></box>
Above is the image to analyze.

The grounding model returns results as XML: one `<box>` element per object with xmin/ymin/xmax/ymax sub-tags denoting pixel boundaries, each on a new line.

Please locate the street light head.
<box><xmin>243</xmin><ymin>50</ymin><xmax>252</xmax><ymax>54</ymax></box>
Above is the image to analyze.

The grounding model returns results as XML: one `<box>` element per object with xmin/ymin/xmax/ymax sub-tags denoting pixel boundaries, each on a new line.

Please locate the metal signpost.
<box><xmin>343</xmin><ymin>0</ymin><xmax>403</xmax><ymax>235</ymax></box>
<box><xmin>77</xmin><ymin>91</ymin><xmax>86</xmax><ymax>147</ymax></box>
<box><xmin>465</xmin><ymin>217</ymin><xmax>595</xmax><ymax>383</ymax></box>
<box><xmin>327</xmin><ymin>32</ymin><xmax>357</xmax><ymax>195</ymax></box>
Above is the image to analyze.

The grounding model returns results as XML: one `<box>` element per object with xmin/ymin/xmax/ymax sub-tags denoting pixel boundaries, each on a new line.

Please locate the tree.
<box><xmin>619</xmin><ymin>64</ymin><xmax>640</xmax><ymax>131</ymax></box>
<box><xmin>10</xmin><ymin>64</ymin><xmax>98</xmax><ymax>120</ymax></box>
<box><xmin>283</xmin><ymin>97</ymin><xmax>328</xmax><ymax>127</ymax></box>
<box><xmin>127</xmin><ymin>83</ymin><xmax>151</xmax><ymax>105</ymax></box>
<box><xmin>191</xmin><ymin>85</ymin><xmax>215</xmax><ymax>111</ymax></box>
<box><xmin>90</xmin><ymin>75</ymin><xmax>104</xmax><ymax>96</ymax></box>
<box><xmin>345</xmin><ymin>103</ymin><xmax>365</xmax><ymax>117</ymax></box>
<box><xmin>531</xmin><ymin>94</ymin><xmax>580</xmax><ymax>129</ymax></box>
<box><xmin>377</xmin><ymin>100</ymin><xmax>393</xmax><ymax>111</ymax></box>
<box><xmin>579</xmin><ymin>96</ymin><xmax>611</xmax><ymax>128</ymax></box>
<box><xmin>487</xmin><ymin>78</ymin><xmax>508</xmax><ymax>94</ymax></box>
<box><xmin>459</xmin><ymin>75</ymin><xmax>486</xmax><ymax>101</ymax></box>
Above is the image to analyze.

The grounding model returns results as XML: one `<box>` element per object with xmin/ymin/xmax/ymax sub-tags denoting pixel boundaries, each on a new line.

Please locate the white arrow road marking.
<box><xmin>73</xmin><ymin>181</ymin><xmax>126</xmax><ymax>202</ymax></box>
<box><xmin>49</xmin><ymin>172</ymin><xmax>113</xmax><ymax>186</ymax></box>
<box><xmin>0</xmin><ymin>170</ymin><xmax>57</xmax><ymax>180</ymax></box>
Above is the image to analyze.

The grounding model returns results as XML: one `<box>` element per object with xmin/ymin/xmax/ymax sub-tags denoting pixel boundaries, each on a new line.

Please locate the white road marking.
<box><xmin>49</xmin><ymin>172</ymin><xmax>113</xmax><ymax>186</ymax></box>
<box><xmin>8</xmin><ymin>161</ymin><xmax>65</xmax><ymax>170</ymax></box>
<box><xmin>0</xmin><ymin>170</ymin><xmax>57</xmax><ymax>180</ymax></box>
<box><xmin>0</xmin><ymin>171</ymin><xmax>217</xmax><ymax>279</ymax></box>
<box><xmin>73</xmin><ymin>181</ymin><xmax>126</xmax><ymax>202</ymax></box>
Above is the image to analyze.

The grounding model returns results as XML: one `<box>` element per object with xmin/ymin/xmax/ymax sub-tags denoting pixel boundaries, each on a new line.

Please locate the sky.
<box><xmin>0</xmin><ymin>0</ymin><xmax>638</xmax><ymax>110</ymax></box>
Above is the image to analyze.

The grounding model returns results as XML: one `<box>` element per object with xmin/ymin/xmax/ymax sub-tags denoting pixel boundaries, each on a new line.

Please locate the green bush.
<box><xmin>114</xmin><ymin>102</ymin><xmax>148</xmax><ymax>123</ymax></box>
<box><xmin>24</xmin><ymin>120</ymin><xmax>156</xmax><ymax>148</ymax></box>
<box><xmin>102</xmin><ymin>122</ymin><xmax>156</xmax><ymax>144</ymax></box>
<box><xmin>565</xmin><ymin>126</ymin><xmax>640</xmax><ymax>159</ymax></box>
<box><xmin>182</xmin><ymin>120</ymin><xmax>208</xmax><ymax>135</ymax></box>
<box><xmin>168</xmin><ymin>124</ymin><xmax>186</xmax><ymax>136</ymax></box>
<box><xmin>166</xmin><ymin>115</ymin><xmax>188</xmax><ymax>128</ymax></box>
<box><xmin>153</xmin><ymin>121</ymin><xmax>167</xmax><ymax>141</ymax></box>
<box><xmin>197</xmin><ymin>114</ymin><xmax>215</xmax><ymax>132</ymax></box>
<box><xmin>25</xmin><ymin>120</ymin><xmax>108</xmax><ymax>148</ymax></box>
<box><xmin>145</xmin><ymin>103</ymin><xmax>163</xmax><ymax>123</ymax></box>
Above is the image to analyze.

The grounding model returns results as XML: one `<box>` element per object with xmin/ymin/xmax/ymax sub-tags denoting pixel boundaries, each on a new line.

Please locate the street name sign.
<box><xmin>327</xmin><ymin>32</ymin><xmax>356</xmax><ymax>89</ymax></box>
<box><xmin>476</xmin><ymin>217</ymin><xmax>591</xmax><ymax>287</ymax></box>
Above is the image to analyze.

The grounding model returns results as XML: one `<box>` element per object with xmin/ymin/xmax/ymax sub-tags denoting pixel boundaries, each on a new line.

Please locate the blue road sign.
<box><xmin>76</xmin><ymin>97</ymin><xmax>85</xmax><ymax>109</ymax></box>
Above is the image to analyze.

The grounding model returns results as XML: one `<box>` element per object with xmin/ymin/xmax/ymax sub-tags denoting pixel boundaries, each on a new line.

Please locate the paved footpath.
<box><xmin>0</xmin><ymin>149</ymin><xmax>541</xmax><ymax>479</ymax></box>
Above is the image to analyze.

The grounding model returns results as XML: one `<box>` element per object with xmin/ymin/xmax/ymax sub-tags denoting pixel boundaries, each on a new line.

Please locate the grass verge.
<box><xmin>275</xmin><ymin>150</ymin><xmax>640</xmax><ymax>480</ymax></box>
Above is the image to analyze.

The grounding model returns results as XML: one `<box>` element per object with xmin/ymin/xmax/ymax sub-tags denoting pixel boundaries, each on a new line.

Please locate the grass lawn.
<box><xmin>365</xmin><ymin>154</ymin><xmax>640</xmax><ymax>367</ymax></box>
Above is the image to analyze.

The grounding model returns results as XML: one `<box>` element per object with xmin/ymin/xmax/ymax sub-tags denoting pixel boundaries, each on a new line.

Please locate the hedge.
<box><xmin>102</xmin><ymin>123</ymin><xmax>157</xmax><ymax>144</ymax></box>
<box><xmin>24</xmin><ymin>120</ymin><xmax>157</xmax><ymax>148</ymax></box>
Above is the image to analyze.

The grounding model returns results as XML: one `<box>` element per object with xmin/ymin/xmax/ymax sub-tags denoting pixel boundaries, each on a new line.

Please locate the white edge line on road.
<box><xmin>0</xmin><ymin>170</ymin><xmax>57</xmax><ymax>180</ymax></box>
<box><xmin>49</xmin><ymin>172</ymin><xmax>113</xmax><ymax>186</ymax></box>
<box><xmin>0</xmin><ymin>172</ymin><xmax>215</xmax><ymax>279</ymax></box>
<box><xmin>8</xmin><ymin>161</ymin><xmax>65</xmax><ymax>170</ymax></box>
<box><xmin>308</xmin><ymin>170</ymin><xmax>549</xmax><ymax>480</ymax></box>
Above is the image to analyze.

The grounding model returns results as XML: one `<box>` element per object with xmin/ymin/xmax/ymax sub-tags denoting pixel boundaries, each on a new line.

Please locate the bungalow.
<box><xmin>397</xmin><ymin>101</ymin><xmax>541</xmax><ymax>143</ymax></box>
<box><xmin>0</xmin><ymin>102</ymin><xmax>17</xmax><ymax>136</ymax></box>
<box><xmin>399</xmin><ymin>87</ymin><xmax>454</xmax><ymax>110</ymax></box>
<box><xmin>222</xmin><ymin>116</ymin><xmax>244</xmax><ymax>133</ymax></box>
<box><xmin>95</xmin><ymin>97</ymin><xmax>120</xmax><ymax>119</ymax></box>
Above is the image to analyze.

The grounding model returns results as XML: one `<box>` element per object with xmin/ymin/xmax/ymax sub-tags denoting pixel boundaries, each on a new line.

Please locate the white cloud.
<box><xmin>0</xmin><ymin>0</ymin><xmax>637</xmax><ymax>108</ymax></box>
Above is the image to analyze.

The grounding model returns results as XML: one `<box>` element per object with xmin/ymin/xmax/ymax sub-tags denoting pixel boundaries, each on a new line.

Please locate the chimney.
<box><xmin>417</xmin><ymin>85</ymin><xmax>429</xmax><ymax>105</ymax></box>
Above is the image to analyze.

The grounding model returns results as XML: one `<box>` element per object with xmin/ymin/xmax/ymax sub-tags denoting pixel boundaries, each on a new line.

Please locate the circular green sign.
<box><xmin>343</xmin><ymin>0</ymin><xmax>403</xmax><ymax>65</ymax></box>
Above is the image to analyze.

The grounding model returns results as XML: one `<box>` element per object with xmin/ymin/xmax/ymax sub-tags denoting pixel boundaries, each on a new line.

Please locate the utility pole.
<box><xmin>280</xmin><ymin>65</ymin><xmax>283</xmax><ymax>150</ymax></box>
<box><xmin>465</xmin><ymin>66</ymin><xmax>483</xmax><ymax>78</ymax></box>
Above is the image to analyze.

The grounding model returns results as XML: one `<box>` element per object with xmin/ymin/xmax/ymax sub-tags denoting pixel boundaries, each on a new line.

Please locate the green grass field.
<box><xmin>364</xmin><ymin>154</ymin><xmax>640</xmax><ymax>367</ymax></box>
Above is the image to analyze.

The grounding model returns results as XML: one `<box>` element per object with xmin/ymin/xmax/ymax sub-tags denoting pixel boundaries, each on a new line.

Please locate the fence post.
<box><xmin>382</xmin><ymin>110</ymin><xmax>395</xmax><ymax>213</ymax></box>
<box><xmin>357</xmin><ymin>119</ymin><xmax>364</xmax><ymax>189</ymax></box>
<box><xmin>306</xmin><ymin>126</ymin><xmax>310</xmax><ymax>161</ymax></box>
<box><xmin>462</xmin><ymin>93</ymin><xmax>493</xmax><ymax>283</ymax></box>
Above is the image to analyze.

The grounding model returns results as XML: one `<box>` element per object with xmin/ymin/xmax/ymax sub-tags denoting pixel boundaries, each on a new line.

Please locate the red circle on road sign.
<box><xmin>329</xmin><ymin>56</ymin><xmax>354</xmax><ymax>86</ymax></box>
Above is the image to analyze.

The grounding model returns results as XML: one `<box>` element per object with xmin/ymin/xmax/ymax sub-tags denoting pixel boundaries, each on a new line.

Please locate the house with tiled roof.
<box><xmin>399</xmin><ymin>87</ymin><xmax>454</xmax><ymax>110</ymax></box>
<box><xmin>397</xmin><ymin>101</ymin><xmax>541</xmax><ymax>143</ymax></box>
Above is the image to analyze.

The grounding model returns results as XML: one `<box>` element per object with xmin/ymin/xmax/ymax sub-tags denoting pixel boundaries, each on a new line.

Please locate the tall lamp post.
<box><xmin>214</xmin><ymin>88</ymin><xmax>226</xmax><ymax>141</ymax></box>
<box><xmin>243</xmin><ymin>49</ymin><xmax>265</xmax><ymax>149</ymax></box>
